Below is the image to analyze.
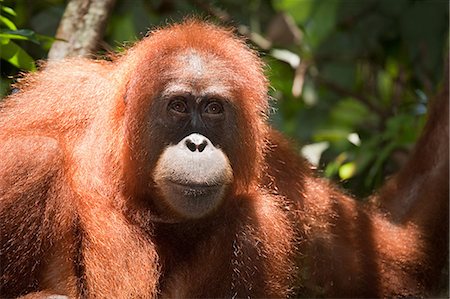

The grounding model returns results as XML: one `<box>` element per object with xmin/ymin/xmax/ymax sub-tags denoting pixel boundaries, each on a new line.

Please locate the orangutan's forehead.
<box><xmin>161</xmin><ymin>49</ymin><xmax>234</xmax><ymax>98</ymax></box>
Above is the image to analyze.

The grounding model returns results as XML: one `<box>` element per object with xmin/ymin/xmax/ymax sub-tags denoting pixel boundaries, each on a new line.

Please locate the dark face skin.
<box><xmin>149</xmin><ymin>91</ymin><xmax>237</xmax><ymax>149</ymax></box>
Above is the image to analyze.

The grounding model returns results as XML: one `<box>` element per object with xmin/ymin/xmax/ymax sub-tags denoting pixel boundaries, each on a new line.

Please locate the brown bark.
<box><xmin>48</xmin><ymin>0</ymin><xmax>116</xmax><ymax>59</ymax></box>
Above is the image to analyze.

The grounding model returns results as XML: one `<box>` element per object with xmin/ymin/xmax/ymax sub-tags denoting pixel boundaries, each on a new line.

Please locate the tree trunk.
<box><xmin>48</xmin><ymin>0</ymin><xmax>116</xmax><ymax>59</ymax></box>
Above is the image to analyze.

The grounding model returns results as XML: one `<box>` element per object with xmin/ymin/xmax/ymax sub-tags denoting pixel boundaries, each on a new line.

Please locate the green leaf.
<box><xmin>0</xmin><ymin>35</ymin><xmax>9</xmax><ymax>45</ymax></box>
<box><xmin>273</xmin><ymin>0</ymin><xmax>314</xmax><ymax>25</ymax></box>
<box><xmin>1</xmin><ymin>6</ymin><xmax>17</xmax><ymax>17</ymax></box>
<box><xmin>0</xmin><ymin>32</ymin><xmax>28</xmax><ymax>41</ymax></box>
<box><xmin>330</xmin><ymin>98</ymin><xmax>371</xmax><ymax>128</ymax></box>
<box><xmin>325</xmin><ymin>160</ymin><xmax>340</xmax><ymax>178</ymax></box>
<box><xmin>109</xmin><ymin>13</ymin><xmax>136</xmax><ymax>44</ymax></box>
<box><xmin>266</xmin><ymin>58</ymin><xmax>294</xmax><ymax>96</ymax></box>
<box><xmin>377</xmin><ymin>69</ymin><xmax>393</xmax><ymax>105</ymax></box>
<box><xmin>0</xmin><ymin>15</ymin><xmax>17</xmax><ymax>30</ymax></box>
<box><xmin>314</xmin><ymin>128</ymin><xmax>351</xmax><ymax>143</ymax></box>
<box><xmin>0</xmin><ymin>29</ymin><xmax>40</xmax><ymax>44</ymax></box>
<box><xmin>305</xmin><ymin>0</ymin><xmax>339</xmax><ymax>48</ymax></box>
<box><xmin>0</xmin><ymin>40</ymin><xmax>36</xmax><ymax>71</ymax></box>
<box><xmin>324</xmin><ymin>152</ymin><xmax>347</xmax><ymax>178</ymax></box>
<box><xmin>339</xmin><ymin>162</ymin><xmax>356</xmax><ymax>180</ymax></box>
<box><xmin>365</xmin><ymin>141</ymin><xmax>398</xmax><ymax>187</ymax></box>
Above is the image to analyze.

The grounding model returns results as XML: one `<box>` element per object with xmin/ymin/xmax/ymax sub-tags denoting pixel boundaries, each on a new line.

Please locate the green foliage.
<box><xmin>0</xmin><ymin>3</ymin><xmax>36</xmax><ymax>71</ymax></box>
<box><xmin>0</xmin><ymin>1</ymin><xmax>57</xmax><ymax>97</ymax></box>
<box><xmin>1</xmin><ymin>38</ymin><xmax>35</xmax><ymax>70</ymax></box>
<box><xmin>267</xmin><ymin>0</ymin><xmax>447</xmax><ymax>196</ymax></box>
<box><xmin>0</xmin><ymin>0</ymin><xmax>447</xmax><ymax>197</ymax></box>
<box><xmin>273</xmin><ymin>0</ymin><xmax>313</xmax><ymax>24</ymax></box>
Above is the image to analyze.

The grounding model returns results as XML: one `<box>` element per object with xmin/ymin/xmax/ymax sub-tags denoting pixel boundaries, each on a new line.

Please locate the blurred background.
<box><xmin>1</xmin><ymin>0</ymin><xmax>448</xmax><ymax>197</ymax></box>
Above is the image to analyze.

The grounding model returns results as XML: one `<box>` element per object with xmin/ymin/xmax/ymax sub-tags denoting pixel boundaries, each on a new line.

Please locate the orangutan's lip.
<box><xmin>167</xmin><ymin>180</ymin><xmax>222</xmax><ymax>189</ymax></box>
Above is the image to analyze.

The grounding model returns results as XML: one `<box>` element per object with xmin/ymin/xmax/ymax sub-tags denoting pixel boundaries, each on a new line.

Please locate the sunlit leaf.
<box><xmin>0</xmin><ymin>40</ymin><xmax>36</xmax><ymax>71</ymax></box>
<box><xmin>339</xmin><ymin>162</ymin><xmax>356</xmax><ymax>180</ymax></box>
<box><xmin>1</xmin><ymin>6</ymin><xmax>17</xmax><ymax>17</ymax></box>
<box><xmin>0</xmin><ymin>15</ymin><xmax>17</xmax><ymax>30</ymax></box>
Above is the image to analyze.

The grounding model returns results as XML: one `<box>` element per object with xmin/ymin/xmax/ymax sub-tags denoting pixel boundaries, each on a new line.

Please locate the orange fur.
<box><xmin>0</xmin><ymin>20</ymin><xmax>448</xmax><ymax>298</ymax></box>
